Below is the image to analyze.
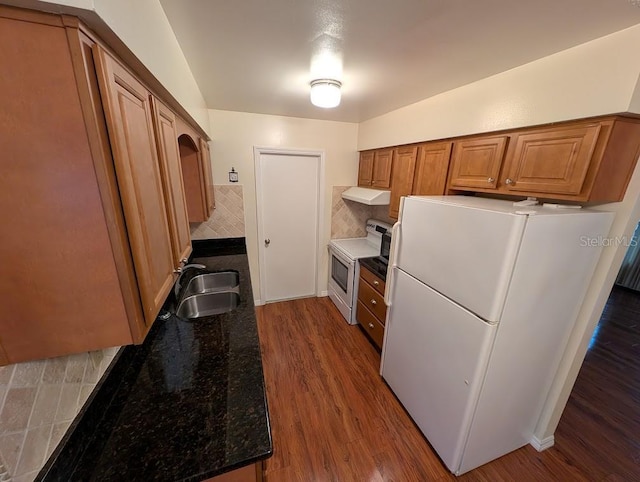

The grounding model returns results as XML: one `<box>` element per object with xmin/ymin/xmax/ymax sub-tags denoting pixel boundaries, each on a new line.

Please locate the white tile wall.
<box><xmin>190</xmin><ymin>185</ymin><xmax>245</xmax><ymax>240</ymax></box>
<box><xmin>0</xmin><ymin>347</ymin><xmax>119</xmax><ymax>481</ymax></box>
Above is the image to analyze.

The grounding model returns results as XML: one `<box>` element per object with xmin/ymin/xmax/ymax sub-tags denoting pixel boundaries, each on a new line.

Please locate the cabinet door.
<box><xmin>412</xmin><ymin>141</ymin><xmax>452</xmax><ymax>195</ymax></box>
<box><xmin>199</xmin><ymin>137</ymin><xmax>216</xmax><ymax>215</ymax></box>
<box><xmin>449</xmin><ymin>136</ymin><xmax>507</xmax><ymax>189</ymax></box>
<box><xmin>358</xmin><ymin>151</ymin><xmax>374</xmax><ymax>186</ymax></box>
<box><xmin>151</xmin><ymin>97</ymin><xmax>192</xmax><ymax>265</ymax></box>
<box><xmin>389</xmin><ymin>146</ymin><xmax>418</xmax><ymax>218</ymax></box>
<box><xmin>372</xmin><ymin>149</ymin><xmax>393</xmax><ymax>188</ymax></box>
<box><xmin>502</xmin><ymin>124</ymin><xmax>600</xmax><ymax>195</ymax></box>
<box><xmin>94</xmin><ymin>47</ymin><xmax>176</xmax><ymax>327</ymax></box>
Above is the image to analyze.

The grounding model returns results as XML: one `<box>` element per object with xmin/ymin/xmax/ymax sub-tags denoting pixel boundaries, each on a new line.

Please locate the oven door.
<box><xmin>328</xmin><ymin>245</ymin><xmax>355</xmax><ymax>315</ymax></box>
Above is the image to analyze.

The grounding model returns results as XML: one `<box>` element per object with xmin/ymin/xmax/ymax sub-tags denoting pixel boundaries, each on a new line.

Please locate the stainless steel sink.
<box><xmin>182</xmin><ymin>271</ymin><xmax>239</xmax><ymax>298</ymax></box>
<box><xmin>176</xmin><ymin>290</ymin><xmax>240</xmax><ymax>319</ymax></box>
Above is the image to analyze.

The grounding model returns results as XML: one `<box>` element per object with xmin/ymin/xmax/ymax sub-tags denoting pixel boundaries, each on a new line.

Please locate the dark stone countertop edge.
<box><xmin>37</xmin><ymin>237</ymin><xmax>273</xmax><ymax>481</ymax></box>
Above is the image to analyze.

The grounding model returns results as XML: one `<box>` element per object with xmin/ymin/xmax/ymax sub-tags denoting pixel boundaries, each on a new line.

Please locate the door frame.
<box><xmin>253</xmin><ymin>146</ymin><xmax>325</xmax><ymax>305</ymax></box>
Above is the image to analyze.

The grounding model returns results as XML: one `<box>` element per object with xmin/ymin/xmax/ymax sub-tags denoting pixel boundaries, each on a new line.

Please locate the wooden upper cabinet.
<box><xmin>357</xmin><ymin>148</ymin><xmax>393</xmax><ymax>189</ymax></box>
<box><xmin>501</xmin><ymin>124</ymin><xmax>600</xmax><ymax>196</ymax></box>
<box><xmin>151</xmin><ymin>97</ymin><xmax>192</xmax><ymax>266</ymax></box>
<box><xmin>358</xmin><ymin>151</ymin><xmax>374</xmax><ymax>186</ymax></box>
<box><xmin>372</xmin><ymin>149</ymin><xmax>394</xmax><ymax>188</ymax></box>
<box><xmin>199</xmin><ymin>137</ymin><xmax>216</xmax><ymax>215</ymax></box>
<box><xmin>389</xmin><ymin>146</ymin><xmax>418</xmax><ymax>219</ymax></box>
<box><xmin>448</xmin><ymin>136</ymin><xmax>508</xmax><ymax>189</ymax></box>
<box><xmin>412</xmin><ymin>141</ymin><xmax>453</xmax><ymax>196</ymax></box>
<box><xmin>94</xmin><ymin>47</ymin><xmax>176</xmax><ymax>328</ymax></box>
<box><xmin>177</xmin><ymin>118</ymin><xmax>210</xmax><ymax>222</ymax></box>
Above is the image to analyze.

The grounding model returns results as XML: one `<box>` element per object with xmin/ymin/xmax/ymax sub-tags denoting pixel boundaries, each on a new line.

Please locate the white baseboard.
<box><xmin>530</xmin><ymin>434</ymin><xmax>555</xmax><ymax>452</ymax></box>
<box><xmin>319</xmin><ymin>290</ymin><xmax>328</xmax><ymax>297</ymax></box>
<box><xmin>254</xmin><ymin>298</ymin><xmax>263</xmax><ymax>306</ymax></box>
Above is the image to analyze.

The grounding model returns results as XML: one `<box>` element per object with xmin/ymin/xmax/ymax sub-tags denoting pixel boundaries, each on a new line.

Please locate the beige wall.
<box><xmin>208</xmin><ymin>109</ymin><xmax>359</xmax><ymax>303</ymax></box>
<box><xmin>358</xmin><ymin>24</ymin><xmax>640</xmax><ymax>150</ymax></box>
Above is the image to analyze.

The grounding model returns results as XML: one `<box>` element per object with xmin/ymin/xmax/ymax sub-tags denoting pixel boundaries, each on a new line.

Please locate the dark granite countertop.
<box><xmin>359</xmin><ymin>256</ymin><xmax>388</xmax><ymax>280</ymax></box>
<box><xmin>38</xmin><ymin>238</ymin><xmax>272</xmax><ymax>482</ymax></box>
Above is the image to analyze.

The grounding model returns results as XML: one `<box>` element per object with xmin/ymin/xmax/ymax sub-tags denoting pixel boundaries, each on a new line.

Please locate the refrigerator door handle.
<box><xmin>384</xmin><ymin>220</ymin><xmax>401</xmax><ymax>306</ymax></box>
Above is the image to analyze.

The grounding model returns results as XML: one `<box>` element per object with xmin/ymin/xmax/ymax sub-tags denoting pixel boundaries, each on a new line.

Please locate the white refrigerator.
<box><xmin>380</xmin><ymin>196</ymin><xmax>614</xmax><ymax>475</ymax></box>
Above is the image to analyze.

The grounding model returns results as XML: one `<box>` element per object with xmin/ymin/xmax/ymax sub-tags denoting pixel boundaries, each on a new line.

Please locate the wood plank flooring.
<box><xmin>256</xmin><ymin>290</ymin><xmax>640</xmax><ymax>481</ymax></box>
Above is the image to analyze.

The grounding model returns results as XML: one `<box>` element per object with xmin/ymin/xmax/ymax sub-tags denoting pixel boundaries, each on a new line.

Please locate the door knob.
<box><xmin>265</xmin><ymin>239</ymin><xmax>271</xmax><ymax>247</ymax></box>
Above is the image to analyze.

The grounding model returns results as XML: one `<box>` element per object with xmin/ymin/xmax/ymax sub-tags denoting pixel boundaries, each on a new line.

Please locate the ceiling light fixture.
<box><xmin>310</xmin><ymin>79</ymin><xmax>342</xmax><ymax>108</ymax></box>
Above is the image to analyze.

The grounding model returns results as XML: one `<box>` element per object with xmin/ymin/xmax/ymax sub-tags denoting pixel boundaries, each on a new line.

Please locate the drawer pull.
<box><xmin>370</xmin><ymin>299</ymin><xmax>377</xmax><ymax>305</ymax></box>
<box><xmin>368</xmin><ymin>323</ymin><xmax>374</xmax><ymax>329</ymax></box>
<box><xmin>373</xmin><ymin>280</ymin><xmax>379</xmax><ymax>286</ymax></box>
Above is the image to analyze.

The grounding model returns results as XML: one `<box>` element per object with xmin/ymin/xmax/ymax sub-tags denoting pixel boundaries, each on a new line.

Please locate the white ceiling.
<box><xmin>159</xmin><ymin>0</ymin><xmax>640</xmax><ymax>123</ymax></box>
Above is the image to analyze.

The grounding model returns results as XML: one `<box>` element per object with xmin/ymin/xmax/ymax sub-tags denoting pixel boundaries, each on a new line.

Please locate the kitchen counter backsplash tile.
<box><xmin>0</xmin><ymin>347</ymin><xmax>119</xmax><ymax>482</ymax></box>
<box><xmin>331</xmin><ymin>186</ymin><xmax>394</xmax><ymax>239</ymax></box>
<box><xmin>331</xmin><ymin>186</ymin><xmax>370</xmax><ymax>238</ymax></box>
<box><xmin>190</xmin><ymin>184</ymin><xmax>245</xmax><ymax>240</ymax></box>
<box><xmin>37</xmin><ymin>243</ymin><xmax>272</xmax><ymax>482</ymax></box>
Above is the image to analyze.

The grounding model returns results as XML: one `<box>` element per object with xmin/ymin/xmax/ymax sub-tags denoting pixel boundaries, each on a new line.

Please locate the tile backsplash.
<box><xmin>331</xmin><ymin>186</ymin><xmax>394</xmax><ymax>239</ymax></box>
<box><xmin>190</xmin><ymin>185</ymin><xmax>245</xmax><ymax>240</ymax></box>
<box><xmin>0</xmin><ymin>348</ymin><xmax>118</xmax><ymax>481</ymax></box>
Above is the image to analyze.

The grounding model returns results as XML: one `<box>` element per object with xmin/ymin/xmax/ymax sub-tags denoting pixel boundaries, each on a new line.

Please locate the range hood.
<box><xmin>342</xmin><ymin>187</ymin><xmax>390</xmax><ymax>205</ymax></box>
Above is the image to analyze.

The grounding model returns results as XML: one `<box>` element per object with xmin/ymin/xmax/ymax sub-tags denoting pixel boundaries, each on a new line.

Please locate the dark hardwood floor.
<box><xmin>256</xmin><ymin>288</ymin><xmax>640</xmax><ymax>481</ymax></box>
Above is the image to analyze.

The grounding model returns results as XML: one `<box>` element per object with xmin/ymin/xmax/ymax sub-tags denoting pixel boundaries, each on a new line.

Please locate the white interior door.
<box><xmin>256</xmin><ymin>149</ymin><xmax>322</xmax><ymax>303</ymax></box>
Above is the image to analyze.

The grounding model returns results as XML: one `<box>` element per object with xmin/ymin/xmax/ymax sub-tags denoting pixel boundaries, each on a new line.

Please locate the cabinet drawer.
<box><xmin>356</xmin><ymin>301</ymin><xmax>385</xmax><ymax>349</ymax></box>
<box><xmin>360</xmin><ymin>266</ymin><xmax>385</xmax><ymax>296</ymax></box>
<box><xmin>358</xmin><ymin>278</ymin><xmax>387</xmax><ymax>323</ymax></box>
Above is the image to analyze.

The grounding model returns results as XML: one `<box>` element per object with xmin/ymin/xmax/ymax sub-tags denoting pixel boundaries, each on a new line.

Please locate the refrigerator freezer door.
<box><xmin>381</xmin><ymin>268</ymin><xmax>497</xmax><ymax>473</ymax></box>
<box><xmin>397</xmin><ymin>197</ymin><xmax>526</xmax><ymax>322</ymax></box>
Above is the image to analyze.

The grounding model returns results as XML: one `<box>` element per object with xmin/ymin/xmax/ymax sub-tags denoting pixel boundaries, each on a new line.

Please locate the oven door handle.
<box><xmin>384</xmin><ymin>220</ymin><xmax>401</xmax><ymax>307</ymax></box>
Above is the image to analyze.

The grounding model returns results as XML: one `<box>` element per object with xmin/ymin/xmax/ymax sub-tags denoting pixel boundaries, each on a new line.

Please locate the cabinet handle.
<box><xmin>265</xmin><ymin>239</ymin><xmax>271</xmax><ymax>247</ymax></box>
<box><xmin>370</xmin><ymin>299</ymin><xmax>377</xmax><ymax>306</ymax></box>
<box><xmin>373</xmin><ymin>280</ymin><xmax>379</xmax><ymax>286</ymax></box>
<box><xmin>368</xmin><ymin>323</ymin><xmax>374</xmax><ymax>329</ymax></box>
<box><xmin>173</xmin><ymin>267</ymin><xmax>183</xmax><ymax>274</ymax></box>
<box><xmin>487</xmin><ymin>177</ymin><xmax>495</xmax><ymax>183</ymax></box>
<box><xmin>505</xmin><ymin>178</ymin><xmax>514</xmax><ymax>185</ymax></box>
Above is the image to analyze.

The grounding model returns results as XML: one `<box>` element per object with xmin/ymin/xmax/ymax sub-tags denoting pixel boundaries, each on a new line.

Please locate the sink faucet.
<box><xmin>174</xmin><ymin>263</ymin><xmax>207</xmax><ymax>298</ymax></box>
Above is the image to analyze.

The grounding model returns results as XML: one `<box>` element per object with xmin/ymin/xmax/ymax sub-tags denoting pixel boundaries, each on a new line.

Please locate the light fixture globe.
<box><xmin>310</xmin><ymin>79</ymin><xmax>342</xmax><ymax>108</ymax></box>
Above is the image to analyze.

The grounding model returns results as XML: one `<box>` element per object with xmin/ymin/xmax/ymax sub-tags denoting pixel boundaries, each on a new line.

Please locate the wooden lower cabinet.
<box><xmin>356</xmin><ymin>266</ymin><xmax>387</xmax><ymax>349</ymax></box>
<box><xmin>0</xmin><ymin>6</ymin><xmax>195</xmax><ymax>364</ymax></box>
<box><xmin>204</xmin><ymin>461</ymin><xmax>264</xmax><ymax>482</ymax></box>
